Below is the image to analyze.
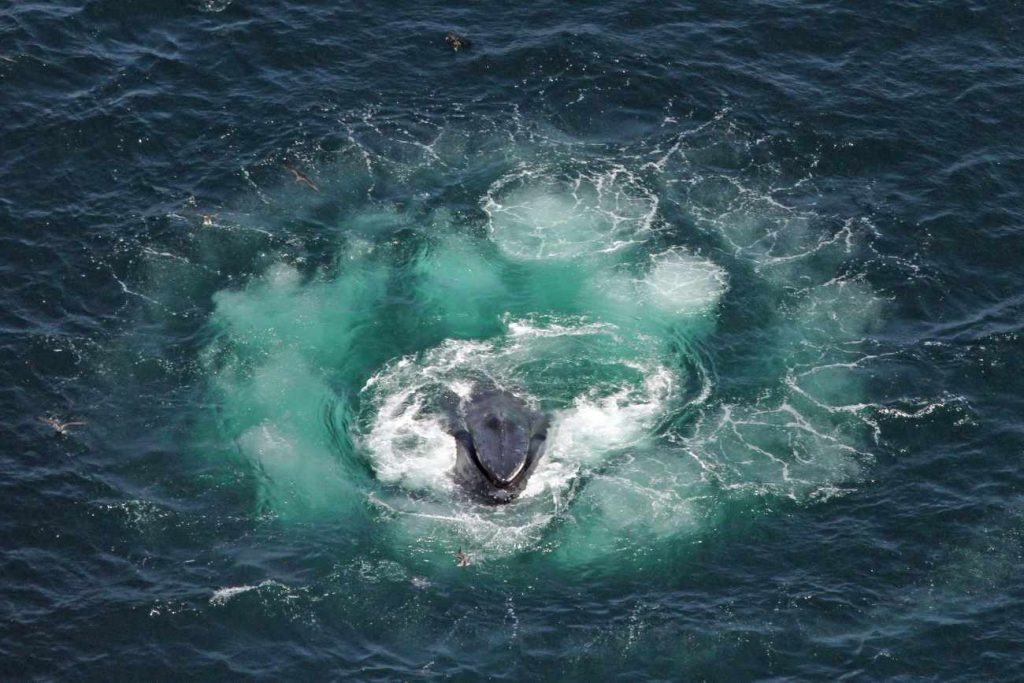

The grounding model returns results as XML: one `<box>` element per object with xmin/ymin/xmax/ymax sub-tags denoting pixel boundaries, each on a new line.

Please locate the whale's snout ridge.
<box><xmin>451</xmin><ymin>389</ymin><xmax>548</xmax><ymax>503</ymax></box>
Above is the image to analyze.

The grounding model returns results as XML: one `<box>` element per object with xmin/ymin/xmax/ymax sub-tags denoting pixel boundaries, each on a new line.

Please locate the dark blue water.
<box><xmin>3</xmin><ymin>1</ymin><xmax>1024</xmax><ymax>680</ymax></box>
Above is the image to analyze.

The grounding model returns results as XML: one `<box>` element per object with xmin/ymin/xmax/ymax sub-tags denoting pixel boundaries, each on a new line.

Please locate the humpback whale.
<box><xmin>449</xmin><ymin>388</ymin><xmax>549</xmax><ymax>503</ymax></box>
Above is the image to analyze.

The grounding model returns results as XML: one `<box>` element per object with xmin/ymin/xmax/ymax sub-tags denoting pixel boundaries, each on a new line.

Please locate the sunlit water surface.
<box><xmin>2</xmin><ymin>1</ymin><xmax>1022</xmax><ymax>680</ymax></box>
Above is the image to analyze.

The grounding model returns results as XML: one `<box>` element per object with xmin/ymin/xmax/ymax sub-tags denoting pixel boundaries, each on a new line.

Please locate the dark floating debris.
<box><xmin>445</xmin><ymin>32</ymin><xmax>471</xmax><ymax>52</ymax></box>
<box><xmin>282</xmin><ymin>162</ymin><xmax>320</xmax><ymax>193</ymax></box>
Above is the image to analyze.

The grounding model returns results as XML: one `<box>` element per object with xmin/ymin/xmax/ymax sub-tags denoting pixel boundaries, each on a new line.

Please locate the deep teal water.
<box><xmin>3</xmin><ymin>1</ymin><xmax>1024</xmax><ymax>680</ymax></box>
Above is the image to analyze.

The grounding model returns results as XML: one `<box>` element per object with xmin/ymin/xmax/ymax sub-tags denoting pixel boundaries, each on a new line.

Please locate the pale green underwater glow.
<box><xmin>190</xmin><ymin>127</ymin><xmax>879</xmax><ymax>565</ymax></box>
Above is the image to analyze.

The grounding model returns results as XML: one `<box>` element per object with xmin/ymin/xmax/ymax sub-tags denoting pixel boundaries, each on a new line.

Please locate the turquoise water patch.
<box><xmin>164</xmin><ymin>118</ymin><xmax>883</xmax><ymax>565</ymax></box>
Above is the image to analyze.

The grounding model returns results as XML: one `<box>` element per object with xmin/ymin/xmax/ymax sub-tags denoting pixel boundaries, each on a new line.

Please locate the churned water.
<box><xmin>2</xmin><ymin>1</ymin><xmax>1023</xmax><ymax>680</ymax></box>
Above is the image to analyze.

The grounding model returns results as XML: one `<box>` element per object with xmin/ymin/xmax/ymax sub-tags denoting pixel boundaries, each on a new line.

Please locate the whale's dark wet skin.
<box><xmin>450</xmin><ymin>389</ymin><xmax>549</xmax><ymax>503</ymax></box>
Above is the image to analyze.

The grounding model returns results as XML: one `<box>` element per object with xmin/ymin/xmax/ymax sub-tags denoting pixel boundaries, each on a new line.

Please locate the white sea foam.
<box><xmin>642</xmin><ymin>248</ymin><xmax>729</xmax><ymax>317</ymax></box>
<box><xmin>356</xmin><ymin>315</ymin><xmax>683</xmax><ymax>555</ymax></box>
<box><xmin>546</xmin><ymin>367</ymin><xmax>674</xmax><ymax>468</ymax></box>
<box><xmin>483</xmin><ymin>167</ymin><xmax>657</xmax><ymax>261</ymax></box>
<box><xmin>363</xmin><ymin>385</ymin><xmax>457</xmax><ymax>493</ymax></box>
<box><xmin>359</xmin><ymin>317</ymin><xmax>673</xmax><ymax>496</ymax></box>
<box><xmin>210</xmin><ymin>580</ymin><xmax>284</xmax><ymax>606</ymax></box>
<box><xmin>579</xmin><ymin>247</ymin><xmax>728</xmax><ymax>333</ymax></box>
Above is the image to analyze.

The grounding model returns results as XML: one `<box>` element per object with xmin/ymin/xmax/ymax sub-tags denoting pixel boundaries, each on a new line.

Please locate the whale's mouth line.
<box><xmin>448</xmin><ymin>388</ymin><xmax>551</xmax><ymax>503</ymax></box>
<box><xmin>460</xmin><ymin>432</ymin><xmax>524</xmax><ymax>491</ymax></box>
<box><xmin>456</xmin><ymin>430</ymin><xmax>527</xmax><ymax>490</ymax></box>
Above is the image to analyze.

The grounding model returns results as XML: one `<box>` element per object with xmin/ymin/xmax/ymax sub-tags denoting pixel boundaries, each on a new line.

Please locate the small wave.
<box><xmin>210</xmin><ymin>580</ymin><xmax>284</xmax><ymax>606</ymax></box>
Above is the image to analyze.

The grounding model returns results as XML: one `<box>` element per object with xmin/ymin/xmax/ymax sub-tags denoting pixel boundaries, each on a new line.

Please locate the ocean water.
<box><xmin>2</xmin><ymin>1</ymin><xmax>1023</xmax><ymax>680</ymax></box>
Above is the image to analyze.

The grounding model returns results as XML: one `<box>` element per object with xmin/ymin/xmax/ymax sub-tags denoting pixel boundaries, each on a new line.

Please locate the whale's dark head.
<box><xmin>451</xmin><ymin>389</ymin><xmax>548</xmax><ymax>503</ymax></box>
